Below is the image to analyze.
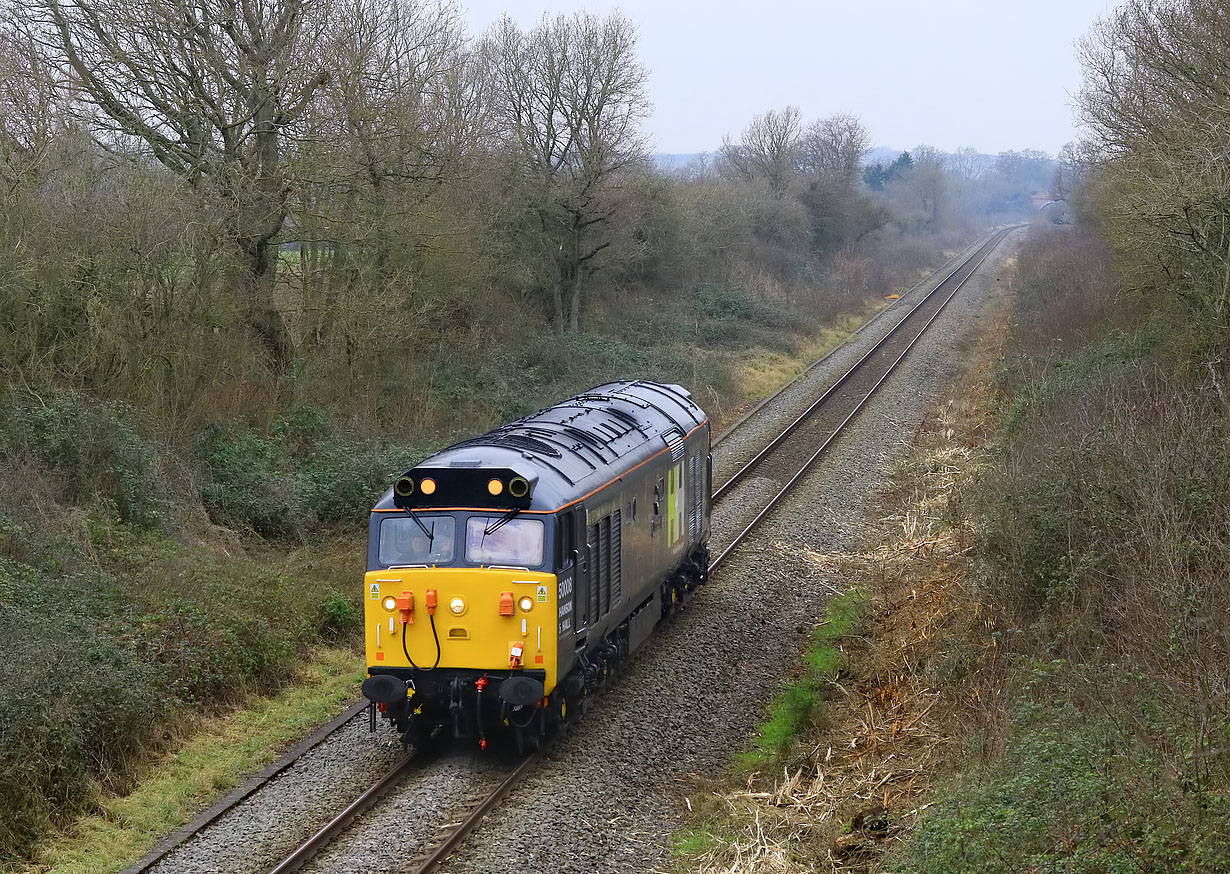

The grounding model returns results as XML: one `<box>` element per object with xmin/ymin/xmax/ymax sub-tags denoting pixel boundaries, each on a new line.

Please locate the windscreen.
<box><xmin>465</xmin><ymin>517</ymin><xmax>545</xmax><ymax>567</ymax></box>
<box><xmin>378</xmin><ymin>515</ymin><xmax>456</xmax><ymax>566</ymax></box>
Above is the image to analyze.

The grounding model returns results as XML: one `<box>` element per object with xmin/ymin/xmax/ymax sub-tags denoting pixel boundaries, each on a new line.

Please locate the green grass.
<box><xmin>673</xmin><ymin>828</ymin><xmax>722</xmax><ymax>856</ymax></box>
<box><xmin>23</xmin><ymin>648</ymin><xmax>364</xmax><ymax>874</ymax></box>
<box><xmin>737</xmin><ymin>589</ymin><xmax>865</xmax><ymax>769</ymax></box>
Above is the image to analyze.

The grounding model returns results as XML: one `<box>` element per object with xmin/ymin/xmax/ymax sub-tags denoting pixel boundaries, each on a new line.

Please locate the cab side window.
<box><xmin>557</xmin><ymin>511</ymin><xmax>574</xmax><ymax>568</ymax></box>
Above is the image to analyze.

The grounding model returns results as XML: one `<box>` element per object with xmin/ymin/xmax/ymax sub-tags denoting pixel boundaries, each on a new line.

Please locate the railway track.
<box><xmin>709</xmin><ymin>224</ymin><xmax>1018</xmax><ymax>570</ymax></box>
<box><xmin>264</xmin><ymin>748</ymin><xmax>538</xmax><ymax>874</ymax></box>
<box><xmin>710</xmin><ymin>229</ymin><xmax>1003</xmax><ymax>451</ymax></box>
<box><xmin>254</xmin><ymin>225</ymin><xmax>1017</xmax><ymax>874</ymax></box>
<box><xmin>125</xmin><ymin>225</ymin><xmax>1017</xmax><ymax>874</ymax></box>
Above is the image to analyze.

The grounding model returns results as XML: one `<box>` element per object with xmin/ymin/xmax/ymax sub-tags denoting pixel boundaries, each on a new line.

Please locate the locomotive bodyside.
<box><xmin>362</xmin><ymin>381</ymin><xmax>710</xmax><ymax>748</ymax></box>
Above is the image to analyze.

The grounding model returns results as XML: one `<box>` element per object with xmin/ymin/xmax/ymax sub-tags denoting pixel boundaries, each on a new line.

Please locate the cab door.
<box><xmin>555</xmin><ymin>509</ymin><xmax>578</xmax><ymax>640</ymax></box>
<box><xmin>572</xmin><ymin>505</ymin><xmax>591</xmax><ymax>635</ymax></box>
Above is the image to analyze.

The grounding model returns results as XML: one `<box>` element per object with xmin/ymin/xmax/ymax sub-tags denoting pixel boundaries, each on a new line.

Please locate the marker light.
<box><xmin>518</xmin><ymin>596</ymin><xmax>534</xmax><ymax>612</ymax></box>
<box><xmin>449</xmin><ymin>597</ymin><xmax>466</xmax><ymax>615</ymax></box>
<box><xmin>509</xmin><ymin>476</ymin><xmax>530</xmax><ymax>498</ymax></box>
<box><xmin>419</xmin><ymin>478</ymin><xmax>436</xmax><ymax>495</ymax></box>
<box><xmin>393</xmin><ymin>476</ymin><xmax>414</xmax><ymax>497</ymax></box>
<box><xmin>382</xmin><ymin>596</ymin><xmax>397</xmax><ymax>611</ymax></box>
<box><xmin>487</xmin><ymin>478</ymin><xmax>504</xmax><ymax>496</ymax></box>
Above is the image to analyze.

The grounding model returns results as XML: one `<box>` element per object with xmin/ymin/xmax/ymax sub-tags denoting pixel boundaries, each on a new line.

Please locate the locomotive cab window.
<box><xmin>557</xmin><ymin>511</ymin><xmax>574</xmax><ymax>567</ymax></box>
<box><xmin>378</xmin><ymin>515</ymin><xmax>456</xmax><ymax>566</ymax></box>
<box><xmin>465</xmin><ymin>517</ymin><xmax>545</xmax><ymax>567</ymax></box>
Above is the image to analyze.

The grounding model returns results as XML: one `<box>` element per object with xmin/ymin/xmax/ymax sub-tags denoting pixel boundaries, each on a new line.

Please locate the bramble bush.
<box><xmin>196</xmin><ymin>406</ymin><xmax>420</xmax><ymax>535</ymax></box>
<box><xmin>897</xmin><ymin>667</ymin><xmax>1230</xmax><ymax>874</ymax></box>
<box><xmin>0</xmin><ymin>556</ymin><xmax>166</xmax><ymax>864</ymax></box>
<box><xmin>893</xmin><ymin>223</ymin><xmax>1230</xmax><ymax>873</ymax></box>
<box><xmin>0</xmin><ymin>390</ymin><xmax>172</xmax><ymax>531</ymax></box>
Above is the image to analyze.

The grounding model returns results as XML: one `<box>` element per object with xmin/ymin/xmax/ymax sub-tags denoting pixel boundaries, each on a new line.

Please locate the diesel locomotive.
<box><xmin>360</xmin><ymin>381</ymin><xmax>711</xmax><ymax>750</ymax></box>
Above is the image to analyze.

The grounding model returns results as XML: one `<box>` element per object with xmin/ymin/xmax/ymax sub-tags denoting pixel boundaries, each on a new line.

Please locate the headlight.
<box><xmin>518</xmin><ymin>596</ymin><xmax>533</xmax><ymax>612</ymax></box>
<box><xmin>449</xmin><ymin>597</ymin><xmax>466</xmax><ymax>615</ymax></box>
<box><xmin>381</xmin><ymin>596</ymin><xmax>397</xmax><ymax>611</ymax></box>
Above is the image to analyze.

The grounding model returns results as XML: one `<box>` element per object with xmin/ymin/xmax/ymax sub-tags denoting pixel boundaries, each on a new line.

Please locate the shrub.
<box><xmin>897</xmin><ymin>223</ymin><xmax>1230</xmax><ymax>874</ymax></box>
<box><xmin>0</xmin><ymin>390</ymin><xmax>171</xmax><ymax>531</ymax></box>
<box><xmin>196</xmin><ymin>424</ymin><xmax>301</xmax><ymax>537</ymax></box>
<box><xmin>317</xmin><ymin>588</ymin><xmax>360</xmax><ymax>639</ymax></box>
<box><xmin>895</xmin><ymin>669</ymin><xmax>1230</xmax><ymax>874</ymax></box>
<box><xmin>0</xmin><ymin>558</ymin><xmax>165</xmax><ymax>864</ymax></box>
<box><xmin>197</xmin><ymin>412</ymin><xmax>416</xmax><ymax>530</ymax></box>
<box><xmin>301</xmin><ymin>440</ymin><xmax>415</xmax><ymax>524</ymax></box>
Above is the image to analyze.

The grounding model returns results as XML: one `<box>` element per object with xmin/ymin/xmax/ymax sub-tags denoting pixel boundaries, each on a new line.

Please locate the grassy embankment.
<box><xmin>675</xmin><ymin>223</ymin><xmax>1230</xmax><ymax>872</ymax></box>
<box><xmin>1</xmin><ymin>241</ymin><xmax>968</xmax><ymax>873</ymax></box>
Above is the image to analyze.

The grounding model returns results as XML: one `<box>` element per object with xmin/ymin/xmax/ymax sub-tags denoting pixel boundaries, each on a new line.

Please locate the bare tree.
<box><xmin>719</xmin><ymin>105</ymin><xmax>801</xmax><ymax>197</ymax></box>
<box><xmin>486</xmin><ymin>10</ymin><xmax>650</xmax><ymax>333</ymax></box>
<box><xmin>1078</xmin><ymin>0</ymin><xmax>1230</xmax><ymax>331</ymax></box>
<box><xmin>792</xmin><ymin>113</ymin><xmax>880</xmax><ymax>254</ymax></box>
<box><xmin>949</xmin><ymin>146</ymin><xmax>985</xmax><ymax>182</ymax></box>
<box><xmin>904</xmin><ymin>144</ymin><xmax>948</xmax><ymax>226</ymax></box>
<box><xmin>797</xmin><ymin>112</ymin><xmax>869</xmax><ymax>186</ymax></box>
<box><xmin>38</xmin><ymin>0</ymin><xmax>335</xmax><ymax>370</ymax></box>
<box><xmin>299</xmin><ymin>0</ymin><xmax>480</xmax><ymax>279</ymax></box>
<box><xmin>1051</xmin><ymin>141</ymin><xmax>1089</xmax><ymax>200</ymax></box>
<box><xmin>0</xmin><ymin>10</ymin><xmax>58</xmax><ymax>198</ymax></box>
<box><xmin>316</xmin><ymin>0</ymin><xmax>473</xmax><ymax>195</ymax></box>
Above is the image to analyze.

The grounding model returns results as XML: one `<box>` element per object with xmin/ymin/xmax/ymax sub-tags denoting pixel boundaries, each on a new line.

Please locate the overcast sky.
<box><xmin>461</xmin><ymin>0</ymin><xmax>1119</xmax><ymax>158</ymax></box>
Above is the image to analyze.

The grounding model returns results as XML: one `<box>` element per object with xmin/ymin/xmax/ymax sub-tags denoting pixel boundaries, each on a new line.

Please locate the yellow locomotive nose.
<box><xmin>364</xmin><ymin>567</ymin><xmax>557</xmax><ymax>685</ymax></box>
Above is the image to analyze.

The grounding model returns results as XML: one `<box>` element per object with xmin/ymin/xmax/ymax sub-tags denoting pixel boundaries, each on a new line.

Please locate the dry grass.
<box><xmin>680</xmin><ymin>313</ymin><xmax>1010</xmax><ymax>874</ymax></box>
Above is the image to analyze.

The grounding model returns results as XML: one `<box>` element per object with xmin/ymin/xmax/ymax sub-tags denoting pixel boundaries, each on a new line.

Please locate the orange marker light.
<box><xmin>419</xmin><ymin>478</ymin><xmax>436</xmax><ymax>495</ymax></box>
<box><xmin>499</xmin><ymin>592</ymin><xmax>515</xmax><ymax>617</ymax></box>
<box><xmin>487</xmin><ymin>478</ymin><xmax>504</xmax><ymax>496</ymax></box>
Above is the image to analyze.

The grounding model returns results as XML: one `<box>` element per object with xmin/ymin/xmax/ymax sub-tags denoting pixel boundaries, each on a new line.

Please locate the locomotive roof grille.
<box><xmin>559</xmin><ymin>424</ymin><xmax>608</xmax><ymax>451</ymax></box>
<box><xmin>457</xmin><ymin>432</ymin><xmax>563</xmax><ymax>458</ymax></box>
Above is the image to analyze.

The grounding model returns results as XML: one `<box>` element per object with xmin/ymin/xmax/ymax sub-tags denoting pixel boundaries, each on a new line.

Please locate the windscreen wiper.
<box><xmin>482</xmin><ymin>507</ymin><xmax>522</xmax><ymax>540</ymax></box>
<box><xmin>405</xmin><ymin>509</ymin><xmax>435</xmax><ymax>547</ymax></box>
